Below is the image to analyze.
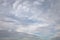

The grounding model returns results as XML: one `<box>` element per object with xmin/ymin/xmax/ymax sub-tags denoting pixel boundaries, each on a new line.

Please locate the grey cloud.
<box><xmin>51</xmin><ymin>36</ymin><xmax>60</xmax><ymax>40</ymax></box>
<box><xmin>0</xmin><ymin>0</ymin><xmax>60</xmax><ymax>40</ymax></box>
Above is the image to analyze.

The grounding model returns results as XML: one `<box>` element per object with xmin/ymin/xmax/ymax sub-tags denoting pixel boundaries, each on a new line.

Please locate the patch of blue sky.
<box><xmin>22</xmin><ymin>18</ymin><xmax>45</xmax><ymax>24</ymax></box>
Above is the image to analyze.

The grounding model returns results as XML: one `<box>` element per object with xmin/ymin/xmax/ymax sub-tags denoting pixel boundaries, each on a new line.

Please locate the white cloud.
<box><xmin>13</xmin><ymin>0</ymin><xmax>20</xmax><ymax>9</ymax></box>
<box><xmin>16</xmin><ymin>23</ymin><xmax>49</xmax><ymax>34</ymax></box>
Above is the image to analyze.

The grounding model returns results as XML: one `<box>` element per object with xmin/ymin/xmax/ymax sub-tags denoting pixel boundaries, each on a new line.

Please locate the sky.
<box><xmin>0</xmin><ymin>0</ymin><xmax>60</xmax><ymax>40</ymax></box>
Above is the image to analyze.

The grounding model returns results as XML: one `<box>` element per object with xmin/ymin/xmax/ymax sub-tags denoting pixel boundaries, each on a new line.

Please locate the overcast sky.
<box><xmin>0</xmin><ymin>0</ymin><xmax>60</xmax><ymax>40</ymax></box>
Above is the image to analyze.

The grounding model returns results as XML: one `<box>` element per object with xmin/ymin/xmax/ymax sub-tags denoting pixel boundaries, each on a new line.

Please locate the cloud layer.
<box><xmin>0</xmin><ymin>0</ymin><xmax>60</xmax><ymax>40</ymax></box>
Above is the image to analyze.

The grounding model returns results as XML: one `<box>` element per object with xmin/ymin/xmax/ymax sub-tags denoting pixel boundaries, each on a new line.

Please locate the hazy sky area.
<box><xmin>0</xmin><ymin>0</ymin><xmax>60</xmax><ymax>40</ymax></box>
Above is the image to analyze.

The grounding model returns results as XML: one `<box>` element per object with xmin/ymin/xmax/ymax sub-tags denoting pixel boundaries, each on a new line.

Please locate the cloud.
<box><xmin>16</xmin><ymin>23</ymin><xmax>49</xmax><ymax>33</ymax></box>
<box><xmin>0</xmin><ymin>0</ymin><xmax>60</xmax><ymax>40</ymax></box>
<box><xmin>51</xmin><ymin>36</ymin><xmax>60</xmax><ymax>40</ymax></box>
